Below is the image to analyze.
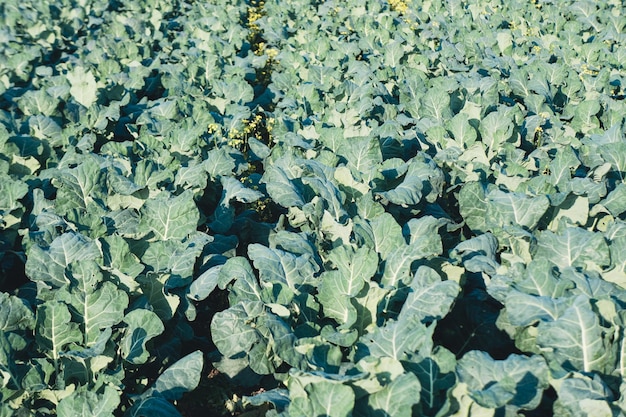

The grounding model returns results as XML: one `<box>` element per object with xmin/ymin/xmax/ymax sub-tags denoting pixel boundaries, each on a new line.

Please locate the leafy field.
<box><xmin>1</xmin><ymin>0</ymin><xmax>626</xmax><ymax>415</ymax></box>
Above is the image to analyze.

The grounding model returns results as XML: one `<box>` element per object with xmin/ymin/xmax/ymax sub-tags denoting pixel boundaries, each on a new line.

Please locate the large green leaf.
<box><xmin>479</xmin><ymin>108</ymin><xmax>514</xmax><ymax>159</ymax></box>
<box><xmin>514</xmin><ymin>258</ymin><xmax>572</xmax><ymax>298</ymax></box>
<box><xmin>358</xmin><ymin>314</ymin><xmax>434</xmax><ymax>361</ymax></box>
<box><xmin>262</xmin><ymin>161</ymin><xmax>307</xmax><ymax>208</ymax></box>
<box><xmin>535</xmin><ymin>228</ymin><xmax>610</xmax><ymax>270</ymax></box>
<box><xmin>52</xmin><ymin>156</ymin><xmax>104</xmax><ymax>214</ymax></box>
<box><xmin>398</xmin><ymin>266</ymin><xmax>460</xmax><ymax>324</ymax></box>
<box><xmin>0</xmin><ymin>174</ymin><xmax>28</xmax><ymax>214</ymax></box>
<box><xmin>25</xmin><ymin>232</ymin><xmax>102</xmax><ymax>288</ymax></box>
<box><xmin>0</xmin><ymin>292</ymin><xmax>35</xmax><ymax>331</ymax></box>
<box><xmin>289</xmin><ymin>380</ymin><xmax>355</xmax><ymax>417</ymax></box>
<box><xmin>317</xmin><ymin>271</ymin><xmax>358</xmax><ymax>328</ymax></box>
<box><xmin>57</xmin><ymin>385</ymin><xmax>120</xmax><ymax>417</ymax></box>
<box><xmin>203</xmin><ymin>147</ymin><xmax>236</xmax><ymax>179</ymax></box>
<box><xmin>368</xmin><ymin>212</ymin><xmax>405</xmax><ymax>260</ymax></box>
<box><xmin>486</xmin><ymin>189</ymin><xmax>550</xmax><ymax>230</ymax></box>
<box><xmin>126</xmin><ymin>395</ymin><xmax>182</xmax><ymax>417</ymax></box>
<box><xmin>338</xmin><ymin>136</ymin><xmax>382</xmax><ymax>183</ymax></box>
<box><xmin>421</xmin><ymin>87</ymin><xmax>452</xmax><ymax>122</ymax></box>
<box><xmin>211</xmin><ymin>301</ymin><xmax>265</xmax><ymax>359</ymax></box>
<box><xmin>327</xmin><ymin>245</ymin><xmax>377</xmax><ymax>296</ymax></box>
<box><xmin>456</xmin><ymin>351</ymin><xmax>549</xmax><ymax>410</ymax></box>
<box><xmin>151</xmin><ymin>350</ymin><xmax>204</xmax><ymax>401</ymax></box>
<box><xmin>64</xmin><ymin>261</ymin><xmax>128</xmax><ymax>346</ymax></box>
<box><xmin>139</xmin><ymin>190</ymin><xmax>199</xmax><ymax>241</ymax></box>
<box><xmin>367</xmin><ymin>372</ymin><xmax>421</xmax><ymax>417</ymax></box>
<box><xmin>553</xmin><ymin>374</ymin><xmax>614</xmax><ymax>417</ymax></box>
<box><xmin>67</xmin><ymin>66</ymin><xmax>99</xmax><ymax>108</ymax></box>
<box><xmin>220</xmin><ymin>176</ymin><xmax>264</xmax><ymax>206</ymax></box>
<box><xmin>381</xmin><ymin>242</ymin><xmax>430</xmax><ymax>288</ymax></box>
<box><xmin>404</xmin><ymin>347</ymin><xmax>457</xmax><ymax>415</ymax></box>
<box><xmin>248</xmin><ymin>244</ymin><xmax>318</xmax><ymax>293</ymax></box>
<box><xmin>458</xmin><ymin>181</ymin><xmax>489</xmax><ymax>233</ymax></box>
<box><xmin>36</xmin><ymin>301</ymin><xmax>83</xmax><ymax>360</ymax></box>
<box><xmin>536</xmin><ymin>295</ymin><xmax>612</xmax><ymax>374</ymax></box>
<box><xmin>504</xmin><ymin>290</ymin><xmax>563</xmax><ymax>327</ymax></box>
<box><xmin>219</xmin><ymin>256</ymin><xmax>263</xmax><ymax>303</ymax></box>
<box><xmin>121</xmin><ymin>309</ymin><xmax>165</xmax><ymax>365</ymax></box>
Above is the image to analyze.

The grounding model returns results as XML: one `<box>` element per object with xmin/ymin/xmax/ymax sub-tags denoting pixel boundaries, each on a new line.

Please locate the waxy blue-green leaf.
<box><xmin>126</xmin><ymin>396</ymin><xmax>181</xmax><ymax>417</ymax></box>
<box><xmin>64</xmin><ymin>260</ymin><xmax>128</xmax><ymax>346</ymax></box>
<box><xmin>456</xmin><ymin>351</ymin><xmax>549</xmax><ymax>410</ymax></box>
<box><xmin>289</xmin><ymin>380</ymin><xmax>355</xmax><ymax>417</ymax></box>
<box><xmin>174</xmin><ymin>159</ymin><xmax>208</xmax><ymax>191</ymax></box>
<box><xmin>486</xmin><ymin>189</ymin><xmax>550</xmax><ymax>230</ymax></box>
<box><xmin>595</xmin><ymin>183</ymin><xmax>626</xmax><ymax>217</ymax></box>
<box><xmin>165</xmin><ymin>232</ymin><xmax>213</xmax><ymax>287</ymax></box>
<box><xmin>359</xmin><ymin>315</ymin><xmax>434</xmax><ymax>361</ymax></box>
<box><xmin>367</xmin><ymin>372</ymin><xmax>421</xmax><ymax>417</ymax></box>
<box><xmin>458</xmin><ymin>181</ymin><xmax>489</xmax><ymax>233</ymax></box>
<box><xmin>338</xmin><ymin>136</ymin><xmax>382</xmax><ymax>183</ymax></box>
<box><xmin>248</xmin><ymin>244</ymin><xmax>318</xmax><ymax>293</ymax></box>
<box><xmin>421</xmin><ymin>87</ymin><xmax>453</xmax><ymax>122</ymax></box>
<box><xmin>318</xmin><ymin>126</ymin><xmax>345</xmax><ymax>154</ymax></box>
<box><xmin>479</xmin><ymin>108</ymin><xmax>515</xmax><ymax>159</ymax></box>
<box><xmin>16</xmin><ymin>89</ymin><xmax>60</xmax><ymax>117</ymax></box>
<box><xmin>25</xmin><ymin>232</ymin><xmax>102</xmax><ymax>288</ymax></box>
<box><xmin>270</xmin><ymin>230</ymin><xmax>322</xmax><ymax>266</ymax></box>
<box><xmin>203</xmin><ymin>148</ymin><xmax>236</xmax><ymax>179</ymax></box>
<box><xmin>218</xmin><ymin>256</ymin><xmax>263</xmax><ymax>303</ymax></box>
<box><xmin>451</xmin><ymin>232</ymin><xmax>499</xmax><ymax>274</ymax></box>
<box><xmin>380</xmin><ymin>234</ymin><xmax>444</xmax><ymax>288</ymax></box>
<box><xmin>36</xmin><ymin>300</ymin><xmax>83</xmax><ymax>360</ymax></box>
<box><xmin>151</xmin><ymin>350</ymin><xmax>203</xmax><ymax>401</ymax></box>
<box><xmin>121</xmin><ymin>309</ymin><xmax>164</xmax><ymax>365</ymax></box>
<box><xmin>101</xmin><ymin>234</ymin><xmax>144</xmax><ymax>282</ymax></box>
<box><xmin>317</xmin><ymin>271</ymin><xmax>358</xmax><ymax>328</ymax></box>
<box><xmin>571</xmin><ymin>99</ymin><xmax>601</xmax><ymax>133</ymax></box>
<box><xmin>0</xmin><ymin>174</ymin><xmax>28</xmax><ymax>214</ymax></box>
<box><xmin>0</xmin><ymin>292</ymin><xmax>34</xmax><ymax>331</ymax></box>
<box><xmin>107</xmin><ymin>170</ymin><xmax>144</xmax><ymax>197</ymax></box>
<box><xmin>243</xmin><ymin>388</ymin><xmax>290</xmax><ymax>412</ymax></box>
<box><xmin>263</xmin><ymin>313</ymin><xmax>308</xmax><ymax>370</ymax></box>
<box><xmin>403</xmin><ymin>216</ymin><xmax>448</xmax><ymax>248</ymax></box>
<box><xmin>301</xmin><ymin>175</ymin><xmax>347</xmax><ymax>222</ymax></box>
<box><xmin>57</xmin><ymin>385</ymin><xmax>120</xmax><ymax>417</ymax></box>
<box><xmin>378</xmin><ymin>173</ymin><xmax>423</xmax><ymax>206</ymax></box>
<box><xmin>550</xmin><ymin>146</ymin><xmax>580</xmax><ymax>188</ymax></box>
<box><xmin>446</xmin><ymin>112</ymin><xmax>478</xmax><ymax>148</ymax></box>
<box><xmin>383</xmin><ymin>39</ymin><xmax>405</xmax><ymax>68</ymax></box>
<box><xmin>67</xmin><ymin>66</ymin><xmax>99</xmax><ymax>108</ymax></box>
<box><xmin>405</xmin><ymin>347</ymin><xmax>457</xmax><ymax>415</ymax></box>
<box><xmin>560</xmin><ymin>267</ymin><xmax>619</xmax><ymax>301</ymax></box>
<box><xmin>515</xmin><ymin>258</ymin><xmax>572</xmax><ymax>298</ymax></box>
<box><xmin>399</xmin><ymin>266</ymin><xmax>460</xmax><ymax>324</ymax></box>
<box><xmin>535</xmin><ymin>228</ymin><xmax>610</xmax><ymax>270</ymax></box>
<box><xmin>537</xmin><ymin>295</ymin><xmax>611</xmax><ymax>373</ymax></box>
<box><xmin>504</xmin><ymin>290</ymin><xmax>563</xmax><ymax>326</ymax></box>
<box><xmin>102</xmin><ymin>209</ymin><xmax>142</xmax><ymax>238</ymax></box>
<box><xmin>553</xmin><ymin>374</ymin><xmax>614</xmax><ymax>417</ymax></box>
<box><xmin>52</xmin><ymin>156</ymin><xmax>104</xmax><ymax>214</ymax></box>
<box><xmin>139</xmin><ymin>190</ymin><xmax>199</xmax><ymax>241</ymax></box>
<box><xmin>600</xmin><ymin>142</ymin><xmax>626</xmax><ymax>183</ymax></box>
<box><xmin>211</xmin><ymin>301</ymin><xmax>265</xmax><ymax>359</ymax></box>
<box><xmin>327</xmin><ymin>245</ymin><xmax>377</xmax><ymax>296</ymax></box>
<box><xmin>220</xmin><ymin>176</ymin><xmax>264</xmax><ymax>206</ymax></box>
<box><xmin>378</xmin><ymin>154</ymin><xmax>444</xmax><ymax>206</ymax></box>
<box><xmin>367</xmin><ymin>212</ymin><xmax>405</xmax><ymax>260</ymax></box>
<box><xmin>188</xmin><ymin>265</ymin><xmax>222</xmax><ymax>302</ymax></box>
<box><xmin>262</xmin><ymin>161</ymin><xmax>306</xmax><ymax>208</ymax></box>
